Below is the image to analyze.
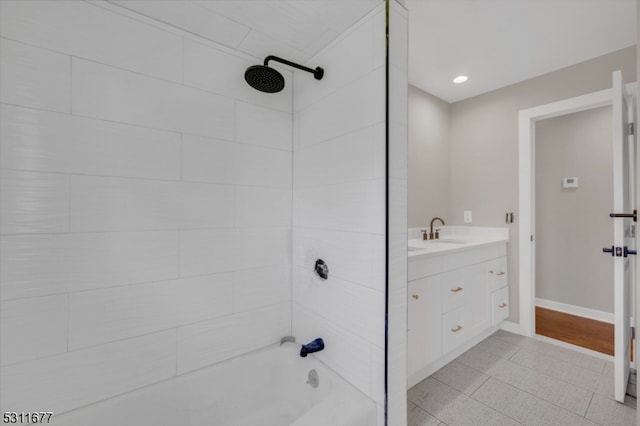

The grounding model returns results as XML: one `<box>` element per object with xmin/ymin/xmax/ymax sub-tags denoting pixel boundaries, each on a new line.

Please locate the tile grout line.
<box><xmin>412</xmin><ymin>402</ymin><xmax>445</xmax><ymax>425</ymax></box>
<box><xmin>584</xmin><ymin>392</ymin><xmax>595</xmax><ymax>421</ymax></box>
<box><xmin>468</xmin><ymin>375</ymin><xmax>491</xmax><ymax>398</ymax></box>
<box><xmin>424</xmin><ymin>376</ymin><xmax>525</xmax><ymax>426</ymax></box>
<box><xmin>499</xmin><ymin>344</ymin><xmax>610</xmax><ymax>399</ymax></box>
<box><xmin>476</xmin><ymin>376</ymin><xmax>583</xmax><ymax>424</ymax></box>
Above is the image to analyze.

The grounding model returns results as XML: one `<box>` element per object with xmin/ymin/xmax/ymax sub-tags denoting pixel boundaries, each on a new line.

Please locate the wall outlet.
<box><xmin>464</xmin><ymin>210</ymin><xmax>472</xmax><ymax>223</ymax></box>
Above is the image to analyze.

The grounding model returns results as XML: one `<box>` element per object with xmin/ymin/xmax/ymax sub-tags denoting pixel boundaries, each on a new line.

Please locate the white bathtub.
<box><xmin>53</xmin><ymin>342</ymin><xmax>376</xmax><ymax>426</ymax></box>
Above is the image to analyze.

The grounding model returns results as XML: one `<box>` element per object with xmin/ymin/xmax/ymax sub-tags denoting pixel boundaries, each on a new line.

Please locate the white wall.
<box><xmin>291</xmin><ymin>3</ymin><xmax>390</xmax><ymax>424</ymax></box>
<box><xmin>1</xmin><ymin>0</ymin><xmax>292</xmax><ymax>414</ymax></box>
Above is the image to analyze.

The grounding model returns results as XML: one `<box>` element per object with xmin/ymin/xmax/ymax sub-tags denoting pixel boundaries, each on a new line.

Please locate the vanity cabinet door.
<box><xmin>408</xmin><ymin>276</ymin><xmax>442</xmax><ymax>376</ymax></box>
<box><xmin>463</xmin><ymin>263</ymin><xmax>490</xmax><ymax>338</ymax></box>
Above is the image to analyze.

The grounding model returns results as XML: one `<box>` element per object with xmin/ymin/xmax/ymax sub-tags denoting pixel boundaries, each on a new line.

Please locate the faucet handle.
<box><xmin>435</xmin><ymin>229</ymin><xmax>440</xmax><ymax>239</ymax></box>
<box><xmin>420</xmin><ymin>229</ymin><xmax>428</xmax><ymax>240</ymax></box>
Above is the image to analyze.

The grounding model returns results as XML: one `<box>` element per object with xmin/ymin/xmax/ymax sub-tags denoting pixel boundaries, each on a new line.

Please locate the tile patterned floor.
<box><xmin>408</xmin><ymin>330</ymin><xmax>637</xmax><ymax>426</ymax></box>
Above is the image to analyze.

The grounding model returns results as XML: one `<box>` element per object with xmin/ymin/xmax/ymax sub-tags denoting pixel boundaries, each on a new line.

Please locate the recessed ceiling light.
<box><xmin>453</xmin><ymin>75</ymin><xmax>469</xmax><ymax>84</ymax></box>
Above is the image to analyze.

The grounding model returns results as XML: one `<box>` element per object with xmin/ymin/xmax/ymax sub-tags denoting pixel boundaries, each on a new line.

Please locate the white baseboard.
<box><xmin>499</xmin><ymin>320</ymin><xmax>522</xmax><ymax>335</ymax></box>
<box><xmin>535</xmin><ymin>298</ymin><xmax>613</xmax><ymax>324</ymax></box>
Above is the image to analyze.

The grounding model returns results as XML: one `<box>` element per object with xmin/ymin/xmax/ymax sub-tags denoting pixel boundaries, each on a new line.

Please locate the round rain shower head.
<box><xmin>244</xmin><ymin>65</ymin><xmax>285</xmax><ymax>93</ymax></box>
<box><xmin>244</xmin><ymin>56</ymin><xmax>324</xmax><ymax>93</ymax></box>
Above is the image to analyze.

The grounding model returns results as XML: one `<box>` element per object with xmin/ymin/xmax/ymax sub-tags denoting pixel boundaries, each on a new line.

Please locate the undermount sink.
<box><xmin>430</xmin><ymin>238</ymin><xmax>465</xmax><ymax>244</ymax></box>
<box><xmin>407</xmin><ymin>238</ymin><xmax>467</xmax><ymax>252</ymax></box>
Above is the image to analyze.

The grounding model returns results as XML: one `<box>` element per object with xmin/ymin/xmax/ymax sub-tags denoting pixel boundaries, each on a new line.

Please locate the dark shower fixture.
<box><xmin>244</xmin><ymin>55</ymin><xmax>324</xmax><ymax>93</ymax></box>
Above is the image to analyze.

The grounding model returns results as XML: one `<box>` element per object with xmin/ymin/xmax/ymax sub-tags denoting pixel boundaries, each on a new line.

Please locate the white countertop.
<box><xmin>408</xmin><ymin>226</ymin><xmax>509</xmax><ymax>258</ymax></box>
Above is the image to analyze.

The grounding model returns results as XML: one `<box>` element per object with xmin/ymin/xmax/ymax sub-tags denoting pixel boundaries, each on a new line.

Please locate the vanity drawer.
<box><xmin>488</xmin><ymin>257</ymin><xmax>508</xmax><ymax>292</ymax></box>
<box><xmin>491</xmin><ymin>286</ymin><xmax>510</xmax><ymax>325</ymax></box>
<box><xmin>441</xmin><ymin>269</ymin><xmax>465</xmax><ymax>313</ymax></box>
<box><xmin>442</xmin><ymin>307</ymin><xmax>466</xmax><ymax>354</ymax></box>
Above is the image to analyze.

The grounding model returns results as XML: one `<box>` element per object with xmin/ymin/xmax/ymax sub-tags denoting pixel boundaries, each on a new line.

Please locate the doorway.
<box><xmin>518</xmin><ymin>74</ymin><xmax>637</xmax><ymax>402</ymax></box>
<box><xmin>534</xmin><ymin>105</ymin><xmax>614</xmax><ymax>355</ymax></box>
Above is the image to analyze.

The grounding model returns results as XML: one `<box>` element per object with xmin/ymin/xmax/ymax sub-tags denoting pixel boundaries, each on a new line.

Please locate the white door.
<box><xmin>612</xmin><ymin>70</ymin><xmax>634</xmax><ymax>403</ymax></box>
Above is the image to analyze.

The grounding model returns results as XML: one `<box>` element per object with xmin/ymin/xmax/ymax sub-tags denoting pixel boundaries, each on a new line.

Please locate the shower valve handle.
<box><xmin>314</xmin><ymin>259</ymin><xmax>329</xmax><ymax>279</ymax></box>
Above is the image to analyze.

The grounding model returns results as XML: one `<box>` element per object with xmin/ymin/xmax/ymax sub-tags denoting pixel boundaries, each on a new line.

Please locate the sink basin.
<box><xmin>435</xmin><ymin>238</ymin><xmax>466</xmax><ymax>244</ymax></box>
<box><xmin>407</xmin><ymin>238</ymin><xmax>468</xmax><ymax>253</ymax></box>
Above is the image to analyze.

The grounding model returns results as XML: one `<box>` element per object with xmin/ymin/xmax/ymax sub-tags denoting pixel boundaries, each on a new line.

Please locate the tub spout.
<box><xmin>300</xmin><ymin>338</ymin><xmax>324</xmax><ymax>357</ymax></box>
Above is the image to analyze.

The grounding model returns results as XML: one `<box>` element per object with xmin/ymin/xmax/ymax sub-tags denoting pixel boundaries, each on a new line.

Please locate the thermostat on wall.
<box><xmin>562</xmin><ymin>177</ymin><xmax>578</xmax><ymax>188</ymax></box>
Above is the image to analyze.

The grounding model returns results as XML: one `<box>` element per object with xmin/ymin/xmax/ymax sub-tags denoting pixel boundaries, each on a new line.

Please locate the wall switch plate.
<box><xmin>562</xmin><ymin>177</ymin><xmax>578</xmax><ymax>188</ymax></box>
<box><xmin>464</xmin><ymin>210</ymin><xmax>472</xmax><ymax>223</ymax></box>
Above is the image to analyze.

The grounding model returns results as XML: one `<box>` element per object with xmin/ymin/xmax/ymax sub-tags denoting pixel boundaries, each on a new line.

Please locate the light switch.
<box><xmin>562</xmin><ymin>177</ymin><xmax>578</xmax><ymax>188</ymax></box>
<box><xmin>464</xmin><ymin>211</ymin><xmax>472</xmax><ymax>223</ymax></box>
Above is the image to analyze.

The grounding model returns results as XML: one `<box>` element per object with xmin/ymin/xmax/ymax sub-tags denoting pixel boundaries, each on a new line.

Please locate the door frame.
<box><xmin>518</xmin><ymin>83</ymin><xmax>636</xmax><ymax>337</ymax></box>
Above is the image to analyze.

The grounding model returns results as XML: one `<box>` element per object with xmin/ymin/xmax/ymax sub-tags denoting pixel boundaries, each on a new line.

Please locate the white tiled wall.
<box><xmin>1</xmin><ymin>1</ymin><xmax>404</xmax><ymax>423</ymax></box>
<box><xmin>1</xmin><ymin>0</ymin><xmax>292</xmax><ymax>415</ymax></box>
<box><xmin>0</xmin><ymin>39</ymin><xmax>71</xmax><ymax>113</ymax></box>
<box><xmin>291</xmin><ymin>4</ymin><xmax>389</xmax><ymax>424</ymax></box>
<box><xmin>1</xmin><ymin>105</ymin><xmax>182</xmax><ymax>180</ymax></box>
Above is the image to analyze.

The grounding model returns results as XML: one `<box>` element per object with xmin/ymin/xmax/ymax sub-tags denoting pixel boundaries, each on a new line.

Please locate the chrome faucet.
<box><xmin>425</xmin><ymin>217</ymin><xmax>445</xmax><ymax>240</ymax></box>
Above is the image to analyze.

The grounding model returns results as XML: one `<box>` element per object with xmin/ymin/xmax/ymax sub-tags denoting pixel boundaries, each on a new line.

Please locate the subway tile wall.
<box><xmin>291</xmin><ymin>5</ymin><xmax>389</xmax><ymax>424</ymax></box>
<box><xmin>0</xmin><ymin>0</ymin><xmax>292</xmax><ymax>414</ymax></box>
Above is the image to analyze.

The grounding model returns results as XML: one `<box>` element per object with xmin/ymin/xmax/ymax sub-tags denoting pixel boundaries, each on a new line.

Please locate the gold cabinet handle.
<box><xmin>499</xmin><ymin>303</ymin><xmax>507</xmax><ymax>308</ymax></box>
<box><xmin>496</xmin><ymin>272</ymin><xmax>505</xmax><ymax>276</ymax></box>
<box><xmin>451</xmin><ymin>325</ymin><xmax>463</xmax><ymax>332</ymax></box>
<box><xmin>412</xmin><ymin>294</ymin><xmax>419</xmax><ymax>300</ymax></box>
<box><xmin>450</xmin><ymin>286</ymin><xmax>463</xmax><ymax>293</ymax></box>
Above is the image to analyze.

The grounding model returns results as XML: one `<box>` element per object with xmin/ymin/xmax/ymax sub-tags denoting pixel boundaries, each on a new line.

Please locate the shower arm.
<box><xmin>264</xmin><ymin>55</ymin><xmax>324</xmax><ymax>80</ymax></box>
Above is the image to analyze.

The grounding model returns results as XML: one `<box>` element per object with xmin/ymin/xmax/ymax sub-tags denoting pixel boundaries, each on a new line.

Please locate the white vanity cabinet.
<box><xmin>408</xmin><ymin>242</ymin><xmax>508</xmax><ymax>388</ymax></box>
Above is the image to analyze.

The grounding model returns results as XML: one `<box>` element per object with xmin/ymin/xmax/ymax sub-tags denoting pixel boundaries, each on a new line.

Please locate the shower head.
<box><xmin>244</xmin><ymin>65</ymin><xmax>285</xmax><ymax>93</ymax></box>
<box><xmin>244</xmin><ymin>55</ymin><xmax>324</xmax><ymax>93</ymax></box>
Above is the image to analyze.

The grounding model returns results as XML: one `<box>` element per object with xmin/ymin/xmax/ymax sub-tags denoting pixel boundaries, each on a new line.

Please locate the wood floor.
<box><xmin>535</xmin><ymin>306</ymin><xmax>614</xmax><ymax>356</ymax></box>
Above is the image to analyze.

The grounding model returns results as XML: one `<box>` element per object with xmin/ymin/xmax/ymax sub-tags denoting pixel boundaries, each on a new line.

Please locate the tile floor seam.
<box><xmin>506</xmin><ymin>345</ymin><xmax>524</xmax><ymax>361</ymax></box>
<box><xmin>599</xmin><ymin>361</ymin><xmax>607</xmax><ymax>374</ymax></box>
<box><xmin>504</xmin><ymin>349</ymin><xmax>609</xmax><ymax>398</ymax></box>
<box><xmin>582</xmin><ymin>392</ymin><xmax>601</xmax><ymax>426</ymax></box>
<box><xmin>491</xmin><ymin>363</ymin><xmax>598</xmax><ymax>416</ymax></box>
<box><xmin>480</xmin><ymin>373</ymin><xmax>600</xmax><ymax>422</ymax></box>
<box><xmin>468</xmin><ymin>375</ymin><xmax>491</xmax><ymax>398</ymax></box>
<box><xmin>421</xmin><ymin>376</ymin><xmax>526</xmax><ymax>426</ymax></box>
<box><xmin>580</xmin><ymin>391</ymin><xmax>596</xmax><ymax>418</ymax></box>
<box><xmin>466</xmin><ymin>378</ymin><xmax>527</xmax><ymax>426</ymax></box>
<box><xmin>415</xmin><ymin>402</ymin><xmax>445</xmax><ymax>425</ymax></box>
